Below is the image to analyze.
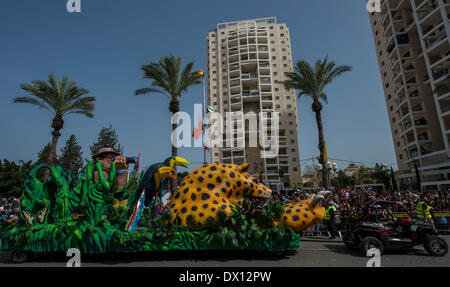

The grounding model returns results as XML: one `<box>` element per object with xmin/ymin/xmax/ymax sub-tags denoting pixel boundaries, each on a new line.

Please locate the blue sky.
<box><xmin>0</xmin><ymin>0</ymin><xmax>397</xmax><ymax>172</ymax></box>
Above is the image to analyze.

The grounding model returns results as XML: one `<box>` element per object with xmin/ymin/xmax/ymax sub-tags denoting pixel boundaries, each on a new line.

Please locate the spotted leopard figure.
<box><xmin>168</xmin><ymin>163</ymin><xmax>270</xmax><ymax>227</ymax></box>
<box><xmin>168</xmin><ymin>163</ymin><xmax>330</xmax><ymax>231</ymax></box>
<box><xmin>278</xmin><ymin>191</ymin><xmax>331</xmax><ymax>232</ymax></box>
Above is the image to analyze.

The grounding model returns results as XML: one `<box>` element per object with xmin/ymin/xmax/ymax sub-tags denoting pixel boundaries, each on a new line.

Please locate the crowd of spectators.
<box><xmin>283</xmin><ymin>187</ymin><xmax>450</xmax><ymax>215</ymax></box>
<box><xmin>0</xmin><ymin>197</ymin><xmax>20</xmax><ymax>224</ymax></box>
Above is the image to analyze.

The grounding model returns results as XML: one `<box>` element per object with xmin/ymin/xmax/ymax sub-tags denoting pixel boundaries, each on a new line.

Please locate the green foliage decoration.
<box><xmin>0</xmin><ymin>162</ymin><xmax>301</xmax><ymax>253</ymax></box>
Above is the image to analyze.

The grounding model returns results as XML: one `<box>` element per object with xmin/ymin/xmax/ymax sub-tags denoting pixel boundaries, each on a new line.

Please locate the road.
<box><xmin>0</xmin><ymin>236</ymin><xmax>449</xmax><ymax>267</ymax></box>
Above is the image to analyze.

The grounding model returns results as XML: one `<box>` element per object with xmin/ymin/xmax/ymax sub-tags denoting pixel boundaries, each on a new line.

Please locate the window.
<box><xmin>276</xmin><ymin>104</ymin><xmax>280</xmax><ymax>108</ymax></box>
<box><xmin>273</xmin><ymin>72</ymin><xmax>278</xmax><ymax>76</ymax></box>
<box><xmin>382</xmin><ymin>61</ymin><xmax>385</xmax><ymax>66</ymax></box>
<box><xmin>275</xmin><ymin>88</ymin><xmax>279</xmax><ymax>91</ymax></box>
<box><xmin>271</xmin><ymin>41</ymin><xmax>275</xmax><ymax>44</ymax></box>
<box><xmin>272</xmin><ymin>56</ymin><xmax>276</xmax><ymax>60</ymax></box>
<box><xmin>273</xmin><ymin>64</ymin><xmax>277</xmax><ymax>67</ymax></box>
<box><xmin>291</xmin><ymin>148</ymin><xmax>295</xmax><ymax>152</ymax></box>
<box><xmin>283</xmin><ymin>64</ymin><xmax>287</xmax><ymax>67</ymax></box>
<box><xmin>290</xmin><ymin>139</ymin><xmax>294</xmax><ymax>143</ymax></box>
<box><xmin>280</xmin><ymin>33</ymin><xmax>285</xmax><ymax>37</ymax></box>
<box><xmin>293</xmin><ymin>167</ymin><xmax>298</xmax><ymax>171</ymax></box>
<box><xmin>385</xmin><ymin>83</ymin><xmax>389</xmax><ymax>88</ymax></box>
<box><xmin>270</xmin><ymin>33</ymin><xmax>274</xmax><ymax>37</ymax></box>
<box><xmin>281</xmin><ymin>41</ymin><xmax>285</xmax><ymax>44</ymax></box>
<box><xmin>292</xmin><ymin>157</ymin><xmax>296</xmax><ymax>161</ymax></box>
<box><xmin>399</xmin><ymin>154</ymin><xmax>403</xmax><ymax>159</ymax></box>
<box><xmin>275</xmin><ymin>96</ymin><xmax>280</xmax><ymax>99</ymax></box>
<box><xmin>282</xmin><ymin>56</ymin><xmax>287</xmax><ymax>60</ymax></box>
<box><xmin>387</xmin><ymin>94</ymin><xmax>391</xmax><ymax>99</ymax></box>
<box><xmin>271</xmin><ymin>48</ymin><xmax>275</xmax><ymax>52</ymax></box>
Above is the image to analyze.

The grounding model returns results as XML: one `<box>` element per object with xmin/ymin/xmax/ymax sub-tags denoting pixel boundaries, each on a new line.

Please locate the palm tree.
<box><xmin>13</xmin><ymin>74</ymin><xmax>95</xmax><ymax>166</ymax></box>
<box><xmin>284</xmin><ymin>57</ymin><xmax>351</xmax><ymax>189</ymax></box>
<box><xmin>135</xmin><ymin>55</ymin><xmax>201</xmax><ymax>193</ymax></box>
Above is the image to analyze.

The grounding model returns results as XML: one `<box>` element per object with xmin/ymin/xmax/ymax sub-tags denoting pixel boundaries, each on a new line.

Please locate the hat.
<box><xmin>93</xmin><ymin>147</ymin><xmax>120</xmax><ymax>159</ymax></box>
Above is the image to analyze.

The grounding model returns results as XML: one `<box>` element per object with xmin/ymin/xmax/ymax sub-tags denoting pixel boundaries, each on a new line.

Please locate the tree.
<box><xmin>332</xmin><ymin>170</ymin><xmax>357</xmax><ymax>188</ymax></box>
<box><xmin>373</xmin><ymin>163</ymin><xmax>391</xmax><ymax>189</ymax></box>
<box><xmin>135</xmin><ymin>55</ymin><xmax>201</xmax><ymax>193</ymax></box>
<box><xmin>13</xmin><ymin>74</ymin><xmax>95</xmax><ymax>165</ymax></box>
<box><xmin>89</xmin><ymin>125</ymin><xmax>123</xmax><ymax>158</ymax></box>
<box><xmin>284</xmin><ymin>57</ymin><xmax>351</xmax><ymax>189</ymax></box>
<box><xmin>36</xmin><ymin>142</ymin><xmax>55</xmax><ymax>165</ymax></box>
<box><xmin>0</xmin><ymin>159</ymin><xmax>34</xmax><ymax>197</ymax></box>
<box><xmin>59</xmin><ymin>134</ymin><xmax>83</xmax><ymax>173</ymax></box>
<box><xmin>356</xmin><ymin>166</ymin><xmax>374</xmax><ymax>184</ymax></box>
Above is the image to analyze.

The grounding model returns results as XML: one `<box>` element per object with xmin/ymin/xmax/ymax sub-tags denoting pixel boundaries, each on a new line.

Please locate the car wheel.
<box><xmin>424</xmin><ymin>236</ymin><xmax>448</xmax><ymax>257</ymax></box>
<box><xmin>11</xmin><ymin>251</ymin><xmax>32</xmax><ymax>264</ymax></box>
<box><xmin>360</xmin><ymin>236</ymin><xmax>384</xmax><ymax>257</ymax></box>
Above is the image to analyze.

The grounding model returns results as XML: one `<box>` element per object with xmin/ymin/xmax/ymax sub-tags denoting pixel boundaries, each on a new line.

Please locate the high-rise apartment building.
<box><xmin>368</xmin><ymin>0</ymin><xmax>450</xmax><ymax>190</ymax></box>
<box><xmin>206</xmin><ymin>17</ymin><xmax>302</xmax><ymax>192</ymax></box>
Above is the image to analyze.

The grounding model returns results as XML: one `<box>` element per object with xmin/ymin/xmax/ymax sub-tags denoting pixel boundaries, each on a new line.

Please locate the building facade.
<box><xmin>206</xmin><ymin>17</ymin><xmax>302</xmax><ymax>192</ymax></box>
<box><xmin>368</xmin><ymin>0</ymin><xmax>450</xmax><ymax>190</ymax></box>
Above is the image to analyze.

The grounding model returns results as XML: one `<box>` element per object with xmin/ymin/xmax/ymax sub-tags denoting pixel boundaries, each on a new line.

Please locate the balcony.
<box><xmin>432</xmin><ymin>67</ymin><xmax>449</xmax><ymax>81</ymax></box>
<box><xmin>241</xmin><ymin>73</ymin><xmax>258</xmax><ymax>80</ymax></box>
<box><xmin>404</xmin><ymin>121</ymin><xmax>413</xmax><ymax>130</ymax></box>
<box><xmin>399</xmin><ymin>94</ymin><xmax>407</xmax><ymax>103</ymax></box>
<box><xmin>417</xmin><ymin>2</ymin><xmax>439</xmax><ymax>22</ymax></box>
<box><xmin>415</xmin><ymin>117</ymin><xmax>428</xmax><ymax>126</ymax></box>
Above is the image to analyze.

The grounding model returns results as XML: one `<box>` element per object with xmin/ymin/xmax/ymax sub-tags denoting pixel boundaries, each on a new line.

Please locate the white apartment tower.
<box><xmin>206</xmin><ymin>17</ymin><xmax>302</xmax><ymax>192</ymax></box>
<box><xmin>368</xmin><ymin>0</ymin><xmax>450</xmax><ymax>190</ymax></box>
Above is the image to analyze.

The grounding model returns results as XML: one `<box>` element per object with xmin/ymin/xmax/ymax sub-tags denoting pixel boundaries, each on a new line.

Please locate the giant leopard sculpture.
<box><xmin>168</xmin><ymin>163</ymin><xmax>328</xmax><ymax>231</ymax></box>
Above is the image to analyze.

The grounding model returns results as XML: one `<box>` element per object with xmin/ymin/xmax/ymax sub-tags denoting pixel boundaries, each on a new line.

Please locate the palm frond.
<box><xmin>137</xmin><ymin>55</ymin><xmax>200</xmax><ymax>102</ymax></box>
<box><xmin>134</xmin><ymin>87</ymin><xmax>170</xmax><ymax>99</ymax></box>
<box><xmin>12</xmin><ymin>97</ymin><xmax>53</xmax><ymax>113</ymax></box>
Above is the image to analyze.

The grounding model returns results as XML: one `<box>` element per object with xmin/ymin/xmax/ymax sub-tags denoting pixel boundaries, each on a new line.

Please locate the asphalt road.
<box><xmin>1</xmin><ymin>236</ymin><xmax>449</xmax><ymax>267</ymax></box>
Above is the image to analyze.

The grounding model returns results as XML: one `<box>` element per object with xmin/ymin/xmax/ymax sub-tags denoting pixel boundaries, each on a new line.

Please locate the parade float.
<box><xmin>0</xmin><ymin>156</ymin><xmax>329</xmax><ymax>263</ymax></box>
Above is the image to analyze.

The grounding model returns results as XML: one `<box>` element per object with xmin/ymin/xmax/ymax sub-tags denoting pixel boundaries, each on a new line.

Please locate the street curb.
<box><xmin>301</xmin><ymin>238</ymin><xmax>343</xmax><ymax>243</ymax></box>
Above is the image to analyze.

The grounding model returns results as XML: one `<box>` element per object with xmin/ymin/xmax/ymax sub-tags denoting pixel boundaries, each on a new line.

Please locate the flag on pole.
<box><xmin>192</xmin><ymin>116</ymin><xmax>203</xmax><ymax>139</ymax></box>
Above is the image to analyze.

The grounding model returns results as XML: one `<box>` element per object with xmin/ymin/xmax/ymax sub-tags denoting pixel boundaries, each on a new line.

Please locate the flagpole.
<box><xmin>200</xmin><ymin>70</ymin><xmax>207</xmax><ymax>165</ymax></box>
